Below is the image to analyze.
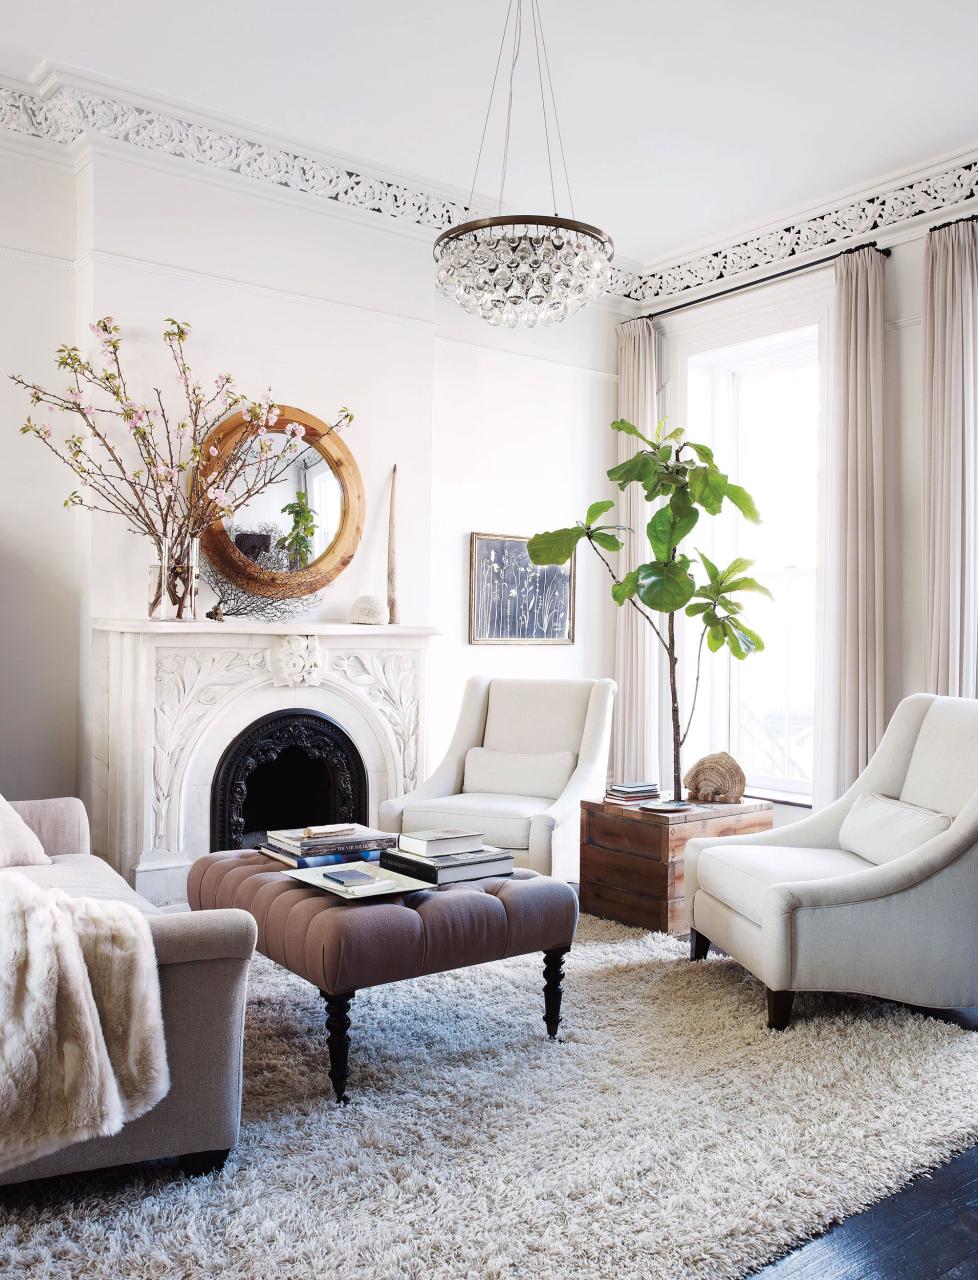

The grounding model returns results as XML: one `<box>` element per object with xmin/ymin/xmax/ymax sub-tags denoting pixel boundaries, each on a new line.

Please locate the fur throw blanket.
<box><xmin>0</xmin><ymin>872</ymin><xmax>169</xmax><ymax>1173</ymax></box>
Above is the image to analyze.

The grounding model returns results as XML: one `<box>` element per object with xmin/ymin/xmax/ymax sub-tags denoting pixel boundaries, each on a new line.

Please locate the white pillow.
<box><xmin>0</xmin><ymin>794</ymin><xmax>51</xmax><ymax>867</ymax></box>
<box><xmin>462</xmin><ymin>748</ymin><xmax>577</xmax><ymax>801</ymax></box>
<box><xmin>839</xmin><ymin>792</ymin><xmax>951</xmax><ymax>865</ymax></box>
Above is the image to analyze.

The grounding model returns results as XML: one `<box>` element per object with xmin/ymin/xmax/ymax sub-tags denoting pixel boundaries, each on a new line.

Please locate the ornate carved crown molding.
<box><xmin>3</xmin><ymin>79</ymin><xmax>977</xmax><ymax>304</ymax></box>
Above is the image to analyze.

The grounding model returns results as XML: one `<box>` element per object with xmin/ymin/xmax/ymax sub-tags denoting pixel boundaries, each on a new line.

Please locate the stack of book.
<box><xmin>261</xmin><ymin>823</ymin><xmax>397</xmax><ymax>869</ymax></box>
<box><xmin>379</xmin><ymin>828</ymin><xmax>514</xmax><ymax>884</ymax></box>
<box><xmin>605</xmin><ymin>782</ymin><xmax>661</xmax><ymax>807</ymax></box>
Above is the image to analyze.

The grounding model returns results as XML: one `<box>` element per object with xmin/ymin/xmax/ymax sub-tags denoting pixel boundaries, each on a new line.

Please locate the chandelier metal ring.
<box><xmin>434</xmin><ymin>214</ymin><xmax>613</xmax><ymax>258</ymax></box>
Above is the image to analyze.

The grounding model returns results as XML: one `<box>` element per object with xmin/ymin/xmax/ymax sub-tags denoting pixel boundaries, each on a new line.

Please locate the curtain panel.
<box><xmin>922</xmin><ymin>220</ymin><xmax>978</xmax><ymax>697</ymax></box>
<box><xmin>814</xmin><ymin>247</ymin><xmax>886</xmax><ymax>806</ymax></box>
<box><xmin>613</xmin><ymin>317</ymin><xmax>661</xmax><ymax>784</ymax></box>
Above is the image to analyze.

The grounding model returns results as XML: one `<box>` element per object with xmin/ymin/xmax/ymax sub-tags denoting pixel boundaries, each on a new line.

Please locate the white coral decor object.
<box><xmin>349</xmin><ymin>594</ymin><xmax>390</xmax><ymax>625</ymax></box>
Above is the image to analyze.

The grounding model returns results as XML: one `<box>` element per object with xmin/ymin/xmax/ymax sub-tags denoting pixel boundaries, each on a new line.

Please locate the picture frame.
<box><xmin>468</xmin><ymin>532</ymin><xmax>576</xmax><ymax>645</ymax></box>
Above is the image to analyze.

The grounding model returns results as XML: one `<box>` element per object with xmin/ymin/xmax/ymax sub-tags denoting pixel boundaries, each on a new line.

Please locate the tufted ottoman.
<box><xmin>188</xmin><ymin>851</ymin><xmax>579</xmax><ymax>1100</ymax></box>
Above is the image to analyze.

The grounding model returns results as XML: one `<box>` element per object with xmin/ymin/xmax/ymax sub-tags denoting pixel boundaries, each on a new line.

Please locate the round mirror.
<box><xmin>201</xmin><ymin>405</ymin><xmax>364</xmax><ymax>598</ymax></box>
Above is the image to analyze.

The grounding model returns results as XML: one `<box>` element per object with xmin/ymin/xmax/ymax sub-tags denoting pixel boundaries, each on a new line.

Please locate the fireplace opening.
<box><xmin>210</xmin><ymin>709</ymin><xmax>368</xmax><ymax>851</ymax></box>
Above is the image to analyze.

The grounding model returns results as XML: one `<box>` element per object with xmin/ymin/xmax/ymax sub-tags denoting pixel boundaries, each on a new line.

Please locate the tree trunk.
<box><xmin>667</xmin><ymin>612</ymin><xmax>682</xmax><ymax>800</ymax></box>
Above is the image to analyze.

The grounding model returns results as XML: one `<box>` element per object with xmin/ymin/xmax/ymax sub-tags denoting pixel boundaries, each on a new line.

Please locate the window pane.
<box><xmin>686</xmin><ymin>326</ymin><xmax>819</xmax><ymax>795</ymax></box>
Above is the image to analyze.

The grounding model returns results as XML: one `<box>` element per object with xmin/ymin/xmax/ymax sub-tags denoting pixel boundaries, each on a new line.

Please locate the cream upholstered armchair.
<box><xmin>685</xmin><ymin>694</ymin><xmax>978</xmax><ymax>1030</ymax></box>
<box><xmin>379</xmin><ymin>676</ymin><xmax>615</xmax><ymax>881</ymax></box>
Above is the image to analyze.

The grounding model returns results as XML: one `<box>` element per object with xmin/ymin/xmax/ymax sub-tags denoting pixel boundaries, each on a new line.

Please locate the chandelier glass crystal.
<box><xmin>434</xmin><ymin>0</ymin><xmax>613</xmax><ymax>328</ymax></box>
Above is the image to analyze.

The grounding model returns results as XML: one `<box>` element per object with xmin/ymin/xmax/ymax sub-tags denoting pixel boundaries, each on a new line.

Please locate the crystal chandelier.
<box><xmin>434</xmin><ymin>0</ymin><xmax>614</xmax><ymax>329</ymax></box>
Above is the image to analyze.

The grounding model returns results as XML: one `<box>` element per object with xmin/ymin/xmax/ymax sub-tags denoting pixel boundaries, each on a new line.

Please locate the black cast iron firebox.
<box><xmin>210</xmin><ymin>709</ymin><xmax>368</xmax><ymax>851</ymax></box>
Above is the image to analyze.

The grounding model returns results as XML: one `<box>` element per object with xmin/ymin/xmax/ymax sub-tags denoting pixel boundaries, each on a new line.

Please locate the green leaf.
<box><xmin>698</xmin><ymin>549</ymin><xmax>721</xmax><ymax>584</ymax></box>
<box><xmin>635</xmin><ymin>560</ymin><xmax>696</xmax><ymax>613</ymax></box>
<box><xmin>685</xmin><ymin>600</ymin><xmax>711</xmax><ymax>617</ymax></box>
<box><xmin>726</xmin><ymin>482</ymin><xmax>760</xmax><ymax>523</ymax></box>
<box><xmin>688</xmin><ymin>441</ymin><xmax>716</xmax><ymax>465</ymax></box>
<box><xmin>723</xmin><ymin>619</ymin><xmax>765</xmax><ymax>659</ymax></box>
<box><xmin>585</xmin><ymin>499</ymin><xmax>615</xmax><ymax>525</ymax></box>
<box><xmin>718</xmin><ymin>557</ymin><xmax>754</xmax><ymax>584</ymax></box>
<box><xmin>646</xmin><ymin>501</ymin><xmax>699</xmax><ymax>560</ymax></box>
<box><xmin>722</xmin><ymin>576</ymin><xmax>774</xmax><ymax>599</ymax></box>
<box><xmin>607</xmin><ymin>452</ymin><xmax>654</xmax><ymax>490</ymax></box>
<box><xmin>590</xmin><ymin>530</ymin><xmax>623</xmax><ymax>552</ymax></box>
<box><xmin>527</xmin><ymin>527</ymin><xmax>587</xmax><ymax>565</ymax></box>
<box><xmin>610</xmin><ymin>419</ymin><xmax>656</xmax><ymax>448</ymax></box>
<box><xmin>689</xmin><ymin>466</ymin><xmax>728</xmax><ymax>514</ymax></box>
<box><xmin>612</xmin><ymin>571</ymin><xmax>638</xmax><ymax>605</ymax></box>
<box><xmin>707</xmin><ymin>625</ymin><xmax>725</xmax><ymax>652</ymax></box>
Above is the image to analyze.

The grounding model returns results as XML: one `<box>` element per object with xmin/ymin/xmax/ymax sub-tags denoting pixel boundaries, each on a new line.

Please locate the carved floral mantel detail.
<box><xmin>331</xmin><ymin>652</ymin><xmax>420</xmax><ymax>791</ymax></box>
<box><xmin>5</xmin><ymin>81</ymin><xmax>978</xmax><ymax>304</ymax></box>
<box><xmin>150</xmin><ymin>641</ymin><xmax>422</xmax><ymax>853</ymax></box>
<box><xmin>272</xmin><ymin>634</ymin><xmax>323</xmax><ymax>687</ymax></box>
<box><xmin>153</xmin><ymin>648</ymin><xmax>266</xmax><ymax>850</ymax></box>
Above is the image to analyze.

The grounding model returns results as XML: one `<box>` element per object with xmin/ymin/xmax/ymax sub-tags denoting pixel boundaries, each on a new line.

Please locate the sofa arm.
<box><xmin>10</xmin><ymin>797</ymin><xmax>91</xmax><ymax>857</ymax></box>
<box><xmin>149</xmin><ymin>908</ymin><xmax>257</xmax><ymax>966</ymax></box>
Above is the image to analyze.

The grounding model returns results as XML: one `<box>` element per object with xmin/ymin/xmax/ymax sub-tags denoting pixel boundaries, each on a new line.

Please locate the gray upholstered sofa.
<box><xmin>0</xmin><ymin>797</ymin><xmax>257</xmax><ymax>1184</ymax></box>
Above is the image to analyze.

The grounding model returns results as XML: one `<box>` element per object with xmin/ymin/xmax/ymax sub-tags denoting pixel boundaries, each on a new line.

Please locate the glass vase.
<box><xmin>148</xmin><ymin>538</ymin><xmax>171</xmax><ymax>620</ymax></box>
<box><xmin>173</xmin><ymin>537</ymin><xmax>201</xmax><ymax>622</ymax></box>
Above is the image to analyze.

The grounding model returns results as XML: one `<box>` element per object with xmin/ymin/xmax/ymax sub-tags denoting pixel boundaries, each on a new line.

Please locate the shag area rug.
<box><xmin>4</xmin><ymin>916</ymin><xmax>978</xmax><ymax>1279</ymax></box>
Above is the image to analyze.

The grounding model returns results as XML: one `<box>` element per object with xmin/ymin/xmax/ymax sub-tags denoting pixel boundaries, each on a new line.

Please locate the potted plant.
<box><xmin>528</xmin><ymin>418</ymin><xmax>770</xmax><ymax>801</ymax></box>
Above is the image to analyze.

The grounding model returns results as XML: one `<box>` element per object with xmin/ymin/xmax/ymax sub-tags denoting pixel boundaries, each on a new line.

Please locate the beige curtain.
<box><xmin>815</xmin><ymin>247</ymin><xmax>886</xmax><ymax>805</ymax></box>
<box><xmin>922</xmin><ymin>221</ymin><xmax>978</xmax><ymax>697</ymax></box>
<box><xmin>613</xmin><ymin>318</ymin><xmax>661</xmax><ymax>784</ymax></box>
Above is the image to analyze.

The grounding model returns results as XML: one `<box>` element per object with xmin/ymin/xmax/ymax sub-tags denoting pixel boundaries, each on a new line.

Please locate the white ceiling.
<box><xmin>3</xmin><ymin>0</ymin><xmax>978</xmax><ymax>266</ymax></box>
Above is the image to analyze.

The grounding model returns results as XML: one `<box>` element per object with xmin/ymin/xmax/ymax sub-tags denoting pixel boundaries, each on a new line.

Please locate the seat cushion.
<box><xmin>463</xmin><ymin>747</ymin><xmax>577</xmax><ymax>801</ymax></box>
<box><xmin>400</xmin><ymin>793</ymin><xmax>551</xmax><ymax>849</ymax></box>
<box><xmin>839</xmin><ymin>792</ymin><xmax>951</xmax><ymax>864</ymax></box>
<box><xmin>696</xmin><ymin>844</ymin><xmax>872</xmax><ymax>926</ymax></box>
<box><xmin>3</xmin><ymin>854</ymin><xmax>161</xmax><ymax>915</ymax></box>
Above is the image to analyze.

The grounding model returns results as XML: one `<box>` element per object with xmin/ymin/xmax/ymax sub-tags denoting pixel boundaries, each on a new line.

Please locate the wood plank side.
<box><xmin>587</xmin><ymin>811</ymin><xmax>665</xmax><ymax>860</ymax></box>
<box><xmin>581</xmin><ymin>882</ymin><xmax>668</xmax><ymax>931</ymax></box>
<box><xmin>666</xmin><ymin>812</ymin><xmax>774</xmax><ymax>854</ymax></box>
<box><xmin>580</xmin><ymin>845</ymin><xmax>669</xmax><ymax>896</ymax></box>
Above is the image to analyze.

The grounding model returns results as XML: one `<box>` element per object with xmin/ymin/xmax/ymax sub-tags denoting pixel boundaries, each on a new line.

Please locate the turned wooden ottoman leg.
<box><xmin>321</xmin><ymin>991</ymin><xmax>356</xmax><ymax>1102</ymax></box>
<box><xmin>543</xmin><ymin>947</ymin><xmax>569</xmax><ymax>1039</ymax></box>
<box><xmin>689</xmin><ymin>929</ymin><xmax>711</xmax><ymax>960</ymax></box>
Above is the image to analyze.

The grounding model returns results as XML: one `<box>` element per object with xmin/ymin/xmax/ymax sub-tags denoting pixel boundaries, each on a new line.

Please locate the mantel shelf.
<box><xmin>91</xmin><ymin>617</ymin><xmax>440</xmax><ymax>637</ymax></box>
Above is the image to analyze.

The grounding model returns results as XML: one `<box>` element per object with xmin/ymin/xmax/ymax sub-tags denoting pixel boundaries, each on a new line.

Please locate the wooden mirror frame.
<box><xmin>200</xmin><ymin>405</ymin><xmax>365</xmax><ymax>599</ymax></box>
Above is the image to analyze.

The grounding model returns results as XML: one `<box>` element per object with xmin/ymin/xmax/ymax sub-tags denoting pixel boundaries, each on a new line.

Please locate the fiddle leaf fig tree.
<box><xmin>528</xmin><ymin>418</ymin><xmax>771</xmax><ymax>801</ymax></box>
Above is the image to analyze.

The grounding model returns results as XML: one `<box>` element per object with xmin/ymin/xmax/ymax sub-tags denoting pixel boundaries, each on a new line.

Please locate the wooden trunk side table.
<box><xmin>579</xmin><ymin>798</ymin><xmax>774</xmax><ymax>935</ymax></box>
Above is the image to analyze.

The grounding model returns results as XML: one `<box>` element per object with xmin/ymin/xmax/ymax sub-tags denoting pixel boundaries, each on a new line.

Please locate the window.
<box><xmin>684</xmin><ymin>325</ymin><xmax>820</xmax><ymax>798</ymax></box>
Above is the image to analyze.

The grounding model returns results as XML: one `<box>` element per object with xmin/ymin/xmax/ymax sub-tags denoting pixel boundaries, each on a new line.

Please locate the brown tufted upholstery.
<box><xmin>188</xmin><ymin>850</ymin><xmax>579</xmax><ymax>995</ymax></box>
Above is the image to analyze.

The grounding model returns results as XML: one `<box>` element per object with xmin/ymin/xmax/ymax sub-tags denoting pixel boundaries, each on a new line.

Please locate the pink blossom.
<box><xmin>208</xmin><ymin>445</ymin><xmax>219</xmax><ymax>457</ymax></box>
<box><xmin>266</xmin><ymin>405</ymin><xmax>280</xmax><ymax>426</ymax></box>
<box><xmin>257</xmin><ymin>425</ymin><xmax>267</xmax><ymax>437</ymax></box>
<box><xmin>38</xmin><ymin>424</ymin><xmax>52</xmax><ymax>440</ymax></box>
<box><xmin>67</xmin><ymin>388</ymin><xmax>82</xmax><ymax>404</ymax></box>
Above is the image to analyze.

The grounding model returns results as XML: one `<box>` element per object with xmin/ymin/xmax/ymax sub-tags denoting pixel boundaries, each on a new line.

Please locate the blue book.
<box><xmin>261</xmin><ymin>846</ymin><xmax>382</xmax><ymax>870</ymax></box>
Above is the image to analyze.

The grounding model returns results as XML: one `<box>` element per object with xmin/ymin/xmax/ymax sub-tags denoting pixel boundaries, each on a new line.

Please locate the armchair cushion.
<box><xmin>400</xmin><ymin>792</ymin><xmax>552</xmax><ymax>849</ymax></box>
<box><xmin>839</xmin><ymin>793</ymin><xmax>951</xmax><ymax>864</ymax></box>
<box><xmin>462</xmin><ymin>748</ymin><xmax>577</xmax><ymax>801</ymax></box>
<box><xmin>697</xmin><ymin>843</ymin><xmax>871</xmax><ymax>926</ymax></box>
<box><xmin>0</xmin><ymin>794</ymin><xmax>50</xmax><ymax>867</ymax></box>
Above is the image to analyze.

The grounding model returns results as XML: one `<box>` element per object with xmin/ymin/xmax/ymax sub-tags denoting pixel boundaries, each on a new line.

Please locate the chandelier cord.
<box><xmin>529</xmin><ymin>0</ymin><xmax>558</xmax><ymax>217</ymax></box>
<box><xmin>533</xmin><ymin>0</ymin><xmax>575</xmax><ymax>219</ymax></box>
<box><xmin>466</xmin><ymin>0</ymin><xmax>515</xmax><ymax>215</ymax></box>
<box><xmin>497</xmin><ymin>0</ymin><xmax>523</xmax><ymax>215</ymax></box>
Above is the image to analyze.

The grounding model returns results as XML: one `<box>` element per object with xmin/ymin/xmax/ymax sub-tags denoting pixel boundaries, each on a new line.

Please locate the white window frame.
<box><xmin>656</xmin><ymin>269</ymin><xmax>834</xmax><ymax>804</ymax></box>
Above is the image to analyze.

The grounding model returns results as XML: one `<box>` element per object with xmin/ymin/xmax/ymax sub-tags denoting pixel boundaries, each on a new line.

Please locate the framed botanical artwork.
<box><xmin>469</xmin><ymin>532</ymin><xmax>576</xmax><ymax>645</ymax></box>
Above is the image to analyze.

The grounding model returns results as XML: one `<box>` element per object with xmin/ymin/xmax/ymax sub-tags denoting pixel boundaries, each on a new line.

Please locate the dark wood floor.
<box><xmin>756</xmin><ymin>1003</ymin><xmax>978</xmax><ymax>1280</ymax></box>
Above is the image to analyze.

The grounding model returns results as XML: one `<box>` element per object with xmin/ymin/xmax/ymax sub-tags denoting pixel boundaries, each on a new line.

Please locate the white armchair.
<box><xmin>685</xmin><ymin>694</ymin><xmax>978</xmax><ymax>1029</ymax></box>
<box><xmin>379</xmin><ymin>676</ymin><xmax>616</xmax><ymax>881</ymax></box>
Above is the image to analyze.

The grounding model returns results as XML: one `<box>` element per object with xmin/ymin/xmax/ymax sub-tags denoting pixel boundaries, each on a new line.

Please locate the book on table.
<box><xmin>261</xmin><ymin>846</ymin><xmax>383</xmax><ymax>870</ymax></box>
<box><xmin>397</xmin><ymin>828</ymin><xmax>484</xmax><ymax>856</ymax></box>
<box><xmin>262</xmin><ymin>823</ymin><xmax>397</xmax><ymax>863</ymax></box>
<box><xmin>382</xmin><ymin>840</ymin><xmax>514</xmax><ymax>884</ymax></box>
<box><xmin>284</xmin><ymin>861</ymin><xmax>431</xmax><ymax>899</ymax></box>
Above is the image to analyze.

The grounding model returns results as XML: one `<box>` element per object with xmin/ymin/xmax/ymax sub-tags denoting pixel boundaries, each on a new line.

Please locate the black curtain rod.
<box><xmin>638</xmin><ymin>240</ymin><xmax>891</xmax><ymax>322</ymax></box>
<box><xmin>929</xmin><ymin>211</ymin><xmax>978</xmax><ymax>234</ymax></box>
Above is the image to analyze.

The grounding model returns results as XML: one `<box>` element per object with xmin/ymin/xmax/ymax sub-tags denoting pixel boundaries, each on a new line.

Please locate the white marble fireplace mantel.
<box><xmin>88</xmin><ymin>619</ymin><xmax>439</xmax><ymax>905</ymax></box>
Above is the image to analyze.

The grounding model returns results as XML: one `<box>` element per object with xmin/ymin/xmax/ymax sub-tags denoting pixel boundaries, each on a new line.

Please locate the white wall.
<box><xmin>0</xmin><ymin>146</ymin><xmax>79</xmax><ymax>798</ymax></box>
<box><xmin>0</xmin><ymin>140</ymin><xmax>621</xmax><ymax>796</ymax></box>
